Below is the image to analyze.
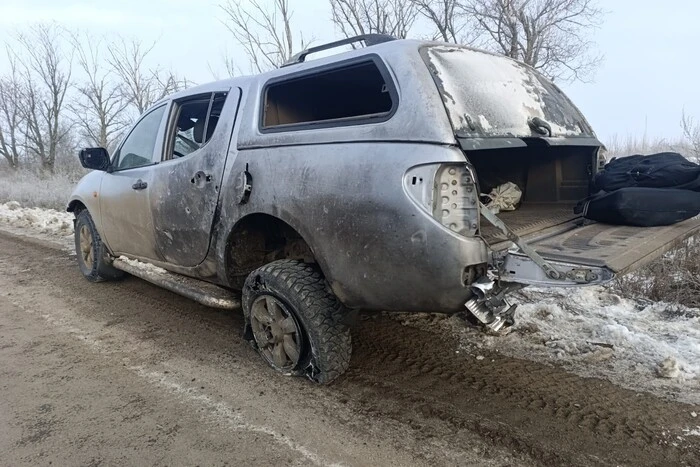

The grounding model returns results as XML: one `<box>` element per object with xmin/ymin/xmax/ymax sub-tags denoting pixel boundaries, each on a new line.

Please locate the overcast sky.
<box><xmin>0</xmin><ymin>0</ymin><xmax>697</xmax><ymax>144</ymax></box>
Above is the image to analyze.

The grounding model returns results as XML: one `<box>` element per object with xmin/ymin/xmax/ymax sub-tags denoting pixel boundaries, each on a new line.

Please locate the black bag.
<box><xmin>575</xmin><ymin>187</ymin><xmax>700</xmax><ymax>227</ymax></box>
<box><xmin>594</xmin><ymin>152</ymin><xmax>700</xmax><ymax>192</ymax></box>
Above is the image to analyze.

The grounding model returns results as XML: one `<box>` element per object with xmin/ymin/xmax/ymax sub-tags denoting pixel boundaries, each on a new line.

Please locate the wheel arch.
<box><xmin>66</xmin><ymin>198</ymin><xmax>87</xmax><ymax>214</ymax></box>
<box><xmin>224</xmin><ymin>213</ymin><xmax>323</xmax><ymax>290</ymax></box>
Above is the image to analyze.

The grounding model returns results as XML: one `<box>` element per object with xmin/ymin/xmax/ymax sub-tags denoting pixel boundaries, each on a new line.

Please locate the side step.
<box><xmin>112</xmin><ymin>258</ymin><xmax>241</xmax><ymax>310</ymax></box>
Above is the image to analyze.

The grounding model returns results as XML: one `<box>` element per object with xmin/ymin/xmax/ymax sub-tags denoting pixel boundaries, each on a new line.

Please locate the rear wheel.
<box><xmin>242</xmin><ymin>260</ymin><xmax>352</xmax><ymax>384</ymax></box>
<box><xmin>74</xmin><ymin>210</ymin><xmax>124</xmax><ymax>282</ymax></box>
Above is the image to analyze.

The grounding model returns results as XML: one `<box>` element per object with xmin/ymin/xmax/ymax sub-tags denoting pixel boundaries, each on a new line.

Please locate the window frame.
<box><xmin>111</xmin><ymin>104</ymin><xmax>168</xmax><ymax>172</ymax></box>
<box><xmin>162</xmin><ymin>93</ymin><xmax>213</xmax><ymax>163</ymax></box>
<box><xmin>258</xmin><ymin>54</ymin><xmax>399</xmax><ymax>134</ymax></box>
<box><xmin>160</xmin><ymin>91</ymin><xmax>230</xmax><ymax>163</ymax></box>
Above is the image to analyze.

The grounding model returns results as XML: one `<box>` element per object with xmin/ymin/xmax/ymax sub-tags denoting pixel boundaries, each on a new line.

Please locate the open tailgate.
<box><xmin>493</xmin><ymin>216</ymin><xmax>700</xmax><ymax>286</ymax></box>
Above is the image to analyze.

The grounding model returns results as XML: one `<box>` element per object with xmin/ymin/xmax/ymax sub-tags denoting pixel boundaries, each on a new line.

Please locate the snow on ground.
<box><xmin>396</xmin><ymin>285</ymin><xmax>700</xmax><ymax>404</ymax></box>
<box><xmin>2</xmin><ymin>200</ymin><xmax>699</xmax><ymax>403</ymax></box>
<box><xmin>0</xmin><ymin>201</ymin><xmax>74</xmax><ymax>250</ymax></box>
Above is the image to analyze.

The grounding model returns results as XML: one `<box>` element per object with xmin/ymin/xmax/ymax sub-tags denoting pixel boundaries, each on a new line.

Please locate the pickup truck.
<box><xmin>69</xmin><ymin>35</ymin><xmax>700</xmax><ymax>383</ymax></box>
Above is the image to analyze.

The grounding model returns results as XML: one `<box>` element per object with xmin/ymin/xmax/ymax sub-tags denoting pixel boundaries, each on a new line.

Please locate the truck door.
<box><xmin>100</xmin><ymin>104</ymin><xmax>169</xmax><ymax>260</ymax></box>
<box><xmin>149</xmin><ymin>88</ymin><xmax>241</xmax><ymax>267</ymax></box>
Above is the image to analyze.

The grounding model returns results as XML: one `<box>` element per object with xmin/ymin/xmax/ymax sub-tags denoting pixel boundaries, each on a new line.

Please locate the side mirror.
<box><xmin>79</xmin><ymin>147</ymin><xmax>111</xmax><ymax>171</ymax></box>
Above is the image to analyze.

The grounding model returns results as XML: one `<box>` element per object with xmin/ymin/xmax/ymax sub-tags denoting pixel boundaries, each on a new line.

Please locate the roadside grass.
<box><xmin>605</xmin><ymin>134</ymin><xmax>696</xmax><ymax>160</ymax></box>
<box><xmin>614</xmin><ymin>239</ymin><xmax>700</xmax><ymax>309</ymax></box>
<box><xmin>0</xmin><ymin>160</ymin><xmax>86</xmax><ymax>211</ymax></box>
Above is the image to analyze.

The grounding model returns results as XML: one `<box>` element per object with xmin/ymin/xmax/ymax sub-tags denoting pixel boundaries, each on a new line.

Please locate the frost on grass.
<box><xmin>0</xmin><ymin>169</ymin><xmax>80</xmax><ymax>210</ymax></box>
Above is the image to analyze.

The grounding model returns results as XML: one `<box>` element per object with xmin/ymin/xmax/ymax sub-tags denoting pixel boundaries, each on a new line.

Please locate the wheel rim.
<box><xmin>79</xmin><ymin>224</ymin><xmax>94</xmax><ymax>267</ymax></box>
<box><xmin>250</xmin><ymin>295</ymin><xmax>303</xmax><ymax>371</ymax></box>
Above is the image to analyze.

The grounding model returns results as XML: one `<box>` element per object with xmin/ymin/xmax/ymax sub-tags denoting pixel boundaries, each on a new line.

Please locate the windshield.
<box><xmin>422</xmin><ymin>45</ymin><xmax>593</xmax><ymax>139</ymax></box>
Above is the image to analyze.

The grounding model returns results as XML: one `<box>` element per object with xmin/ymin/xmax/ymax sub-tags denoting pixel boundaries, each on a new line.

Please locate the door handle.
<box><xmin>132</xmin><ymin>179</ymin><xmax>148</xmax><ymax>190</ymax></box>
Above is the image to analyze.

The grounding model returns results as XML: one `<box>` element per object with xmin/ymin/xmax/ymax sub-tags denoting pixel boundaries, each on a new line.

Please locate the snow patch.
<box><xmin>506</xmin><ymin>287</ymin><xmax>700</xmax><ymax>381</ymax></box>
<box><xmin>117</xmin><ymin>256</ymin><xmax>168</xmax><ymax>274</ymax></box>
<box><xmin>477</xmin><ymin>115</ymin><xmax>492</xmax><ymax>131</ymax></box>
<box><xmin>0</xmin><ymin>201</ymin><xmax>73</xmax><ymax>236</ymax></box>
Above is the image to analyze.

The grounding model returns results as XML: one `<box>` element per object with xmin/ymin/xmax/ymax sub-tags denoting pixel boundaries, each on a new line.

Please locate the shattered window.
<box><xmin>171</xmin><ymin>92</ymin><xmax>228</xmax><ymax>159</ymax></box>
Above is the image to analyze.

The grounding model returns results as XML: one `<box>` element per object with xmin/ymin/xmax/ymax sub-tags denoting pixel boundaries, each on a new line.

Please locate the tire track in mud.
<box><xmin>1</xmin><ymin>231</ymin><xmax>698</xmax><ymax>466</ymax></box>
<box><xmin>344</xmin><ymin>314</ymin><xmax>700</xmax><ymax>465</ymax></box>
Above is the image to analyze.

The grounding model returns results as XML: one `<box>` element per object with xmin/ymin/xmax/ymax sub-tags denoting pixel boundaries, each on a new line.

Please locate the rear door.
<box><xmin>493</xmin><ymin>216</ymin><xmax>700</xmax><ymax>286</ymax></box>
<box><xmin>149</xmin><ymin>88</ymin><xmax>241</xmax><ymax>267</ymax></box>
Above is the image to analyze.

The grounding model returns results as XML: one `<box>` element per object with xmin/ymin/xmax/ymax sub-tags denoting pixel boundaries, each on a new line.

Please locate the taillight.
<box><xmin>404</xmin><ymin>163</ymin><xmax>480</xmax><ymax>237</ymax></box>
<box><xmin>432</xmin><ymin>164</ymin><xmax>479</xmax><ymax>236</ymax></box>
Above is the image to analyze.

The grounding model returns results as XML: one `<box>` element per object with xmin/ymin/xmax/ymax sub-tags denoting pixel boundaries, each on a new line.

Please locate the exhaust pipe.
<box><xmin>464</xmin><ymin>277</ymin><xmax>516</xmax><ymax>333</ymax></box>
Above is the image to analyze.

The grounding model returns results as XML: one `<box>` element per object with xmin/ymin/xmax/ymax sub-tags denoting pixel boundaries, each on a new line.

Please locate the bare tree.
<box><xmin>0</xmin><ymin>55</ymin><xmax>24</xmax><ymax>169</ymax></box>
<box><xmin>220</xmin><ymin>0</ymin><xmax>307</xmax><ymax>72</ymax></box>
<box><xmin>462</xmin><ymin>0</ymin><xmax>604</xmax><ymax>82</ymax></box>
<box><xmin>410</xmin><ymin>0</ymin><xmax>470</xmax><ymax>43</ymax></box>
<box><xmin>70</xmin><ymin>33</ymin><xmax>130</xmax><ymax>151</ymax></box>
<box><xmin>330</xmin><ymin>0</ymin><xmax>418</xmax><ymax>39</ymax></box>
<box><xmin>682</xmin><ymin>111</ymin><xmax>700</xmax><ymax>160</ymax></box>
<box><xmin>14</xmin><ymin>24</ymin><xmax>73</xmax><ymax>173</ymax></box>
<box><xmin>107</xmin><ymin>38</ymin><xmax>189</xmax><ymax>116</ymax></box>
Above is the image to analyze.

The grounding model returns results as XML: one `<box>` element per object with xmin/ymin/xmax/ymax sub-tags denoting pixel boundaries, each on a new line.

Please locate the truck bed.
<box><xmin>480</xmin><ymin>203</ymin><xmax>579</xmax><ymax>245</ymax></box>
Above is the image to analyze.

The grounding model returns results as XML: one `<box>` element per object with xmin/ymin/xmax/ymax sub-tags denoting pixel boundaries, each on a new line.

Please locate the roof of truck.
<box><xmin>161</xmin><ymin>38</ymin><xmax>499</xmax><ymax>102</ymax></box>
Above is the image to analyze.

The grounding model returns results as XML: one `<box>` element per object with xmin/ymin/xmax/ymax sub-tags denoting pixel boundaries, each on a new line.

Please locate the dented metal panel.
<box><xmin>149</xmin><ymin>88</ymin><xmax>242</xmax><ymax>267</ymax></box>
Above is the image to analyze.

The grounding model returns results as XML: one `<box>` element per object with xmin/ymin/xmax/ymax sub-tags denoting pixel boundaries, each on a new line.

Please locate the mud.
<box><xmin>0</xmin><ymin>230</ymin><xmax>698</xmax><ymax>466</ymax></box>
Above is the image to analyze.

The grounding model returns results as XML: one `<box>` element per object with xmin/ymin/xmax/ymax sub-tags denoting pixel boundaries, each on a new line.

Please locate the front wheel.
<box><xmin>242</xmin><ymin>260</ymin><xmax>352</xmax><ymax>384</ymax></box>
<box><xmin>74</xmin><ymin>210</ymin><xmax>124</xmax><ymax>282</ymax></box>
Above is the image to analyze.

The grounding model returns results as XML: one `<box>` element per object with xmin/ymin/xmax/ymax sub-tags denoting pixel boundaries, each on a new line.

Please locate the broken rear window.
<box><xmin>422</xmin><ymin>45</ymin><xmax>593</xmax><ymax>139</ymax></box>
<box><xmin>261</xmin><ymin>59</ymin><xmax>396</xmax><ymax>130</ymax></box>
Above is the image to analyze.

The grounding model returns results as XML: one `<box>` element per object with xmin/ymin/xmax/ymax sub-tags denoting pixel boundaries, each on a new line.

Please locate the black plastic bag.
<box><xmin>594</xmin><ymin>152</ymin><xmax>700</xmax><ymax>192</ymax></box>
<box><xmin>575</xmin><ymin>187</ymin><xmax>700</xmax><ymax>227</ymax></box>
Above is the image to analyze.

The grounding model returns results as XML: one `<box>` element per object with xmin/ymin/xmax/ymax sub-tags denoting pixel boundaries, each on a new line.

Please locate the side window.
<box><xmin>115</xmin><ymin>105</ymin><xmax>167</xmax><ymax>170</ymax></box>
<box><xmin>262</xmin><ymin>59</ymin><xmax>395</xmax><ymax>130</ymax></box>
<box><xmin>170</xmin><ymin>92</ymin><xmax>228</xmax><ymax>159</ymax></box>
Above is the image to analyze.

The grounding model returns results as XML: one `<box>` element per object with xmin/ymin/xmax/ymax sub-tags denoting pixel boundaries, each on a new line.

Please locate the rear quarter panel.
<box><xmin>215</xmin><ymin>142</ymin><xmax>489</xmax><ymax>312</ymax></box>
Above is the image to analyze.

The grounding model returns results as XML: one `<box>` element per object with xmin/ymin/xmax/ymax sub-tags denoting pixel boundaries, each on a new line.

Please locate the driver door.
<box><xmin>99</xmin><ymin>104</ymin><xmax>169</xmax><ymax>260</ymax></box>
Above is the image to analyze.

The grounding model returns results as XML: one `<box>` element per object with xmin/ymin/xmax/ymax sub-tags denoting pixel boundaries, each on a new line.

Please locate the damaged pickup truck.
<box><xmin>68</xmin><ymin>35</ymin><xmax>700</xmax><ymax>383</ymax></box>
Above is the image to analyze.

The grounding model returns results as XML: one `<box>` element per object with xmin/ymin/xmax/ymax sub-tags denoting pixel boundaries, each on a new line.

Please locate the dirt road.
<box><xmin>0</xmin><ymin>230</ymin><xmax>698</xmax><ymax>466</ymax></box>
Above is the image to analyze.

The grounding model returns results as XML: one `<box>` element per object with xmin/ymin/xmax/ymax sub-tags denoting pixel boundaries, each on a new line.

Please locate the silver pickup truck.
<box><xmin>69</xmin><ymin>35</ymin><xmax>700</xmax><ymax>383</ymax></box>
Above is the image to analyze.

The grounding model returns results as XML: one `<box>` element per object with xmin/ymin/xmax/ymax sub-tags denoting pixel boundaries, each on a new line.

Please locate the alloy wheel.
<box><xmin>250</xmin><ymin>295</ymin><xmax>303</xmax><ymax>371</ymax></box>
<box><xmin>79</xmin><ymin>224</ymin><xmax>94</xmax><ymax>268</ymax></box>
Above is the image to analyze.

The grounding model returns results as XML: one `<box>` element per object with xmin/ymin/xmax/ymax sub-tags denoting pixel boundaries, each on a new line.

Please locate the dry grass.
<box><xmin>0</xmin><ymin>160</ymin><xmax>87</xmax><ymax>211</ymax></box>
<box><xmin>604</xmin><ymin>134</ymin><xmax>697</xmax><ymax>161</ymax></box>
<box><xmin>613</xmin><ymin>239</ymin><xmax>700</xmax><ymax>308</ymax></box>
